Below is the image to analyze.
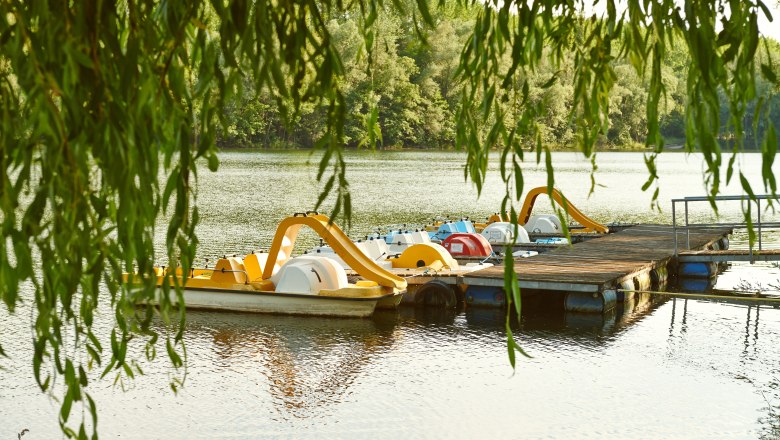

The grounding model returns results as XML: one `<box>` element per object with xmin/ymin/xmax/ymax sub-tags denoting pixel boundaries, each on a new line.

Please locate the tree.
<box><xmin>1</xmin><ymin>0</ymin><xmax>778</xmax><ymax>437</ymax></box>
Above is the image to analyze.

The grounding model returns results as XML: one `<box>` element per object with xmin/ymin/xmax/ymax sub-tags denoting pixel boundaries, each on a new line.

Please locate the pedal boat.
<box><xmin>474</xmin><ymin>186</ymin><xmax>609</xmax><ymax>236</ymax></box>
<box><xmin>125</xmin><ymin>213</ymin><xmax>407</xmax><ymax>318</ymax></box>
<box><xmin>304</xmin><ymin>228</ymin><xmax>495</xmax><ymax>307</ymax></box>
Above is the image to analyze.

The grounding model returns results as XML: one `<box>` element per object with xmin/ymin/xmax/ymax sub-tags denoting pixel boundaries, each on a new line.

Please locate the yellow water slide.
<box><xmin>518</xmin><ymin>186</ymin><xmax>609</xmax><ymax>234</ymax></box>
<box><xmin>262</xmin><ymin>213</ymin><xmax>407</xmax><ymax>290</ymax></box>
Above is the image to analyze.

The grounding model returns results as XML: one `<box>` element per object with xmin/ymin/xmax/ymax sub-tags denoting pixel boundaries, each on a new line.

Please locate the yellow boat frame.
<box><xmin>474</xmin><ymin>186</ymin><xmax>608</xmax><ymax>234</ymax></box>
<box><xmin>130</xmin><ymin>213</ymin><xmax>407</xmax><ymax>300</ymax></box>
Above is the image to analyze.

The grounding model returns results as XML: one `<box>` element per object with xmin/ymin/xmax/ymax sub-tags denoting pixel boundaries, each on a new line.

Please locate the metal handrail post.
<box><xmin>671</xmin><ymin>193</ymin><xmax>779</xmax><ymax>265</ymax></box>
<box><xmin>685</xmin><ymin>200</ymin><xmax>690</xmax><ymax>249</ymax></box>
<box><xmin>672</xmin><ymin>201</ymin><xmax>678</xmax><ymax>256</ymax></box>
<box><xmin>757</xmin><ymin>198</ymin><xmax>762</xmax><ymax>251</ymax></box>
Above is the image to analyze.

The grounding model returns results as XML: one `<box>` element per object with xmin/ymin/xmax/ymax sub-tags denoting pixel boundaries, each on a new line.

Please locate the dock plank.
<box><xmin>464</xmin><ymin>224</ymin><xmax>731</xmax><ymax>290</ymax></box>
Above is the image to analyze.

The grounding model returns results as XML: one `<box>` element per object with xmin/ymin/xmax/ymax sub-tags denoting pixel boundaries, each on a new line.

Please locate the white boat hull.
<box><xmin>159</xmin><ymin>287</ymin><xmax>396</xmax><ymax>318</ymax></box>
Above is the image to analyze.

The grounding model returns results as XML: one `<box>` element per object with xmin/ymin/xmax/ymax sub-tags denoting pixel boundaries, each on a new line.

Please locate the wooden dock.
<box><xmin>374</xmin><ymin>224</ymin><xmax>738</xmax><ymax>311</ymax></box>
<box><xmin>461</xmin><ymin>224</ymin><xmax>731</xmax><ymax>293</ymax></box>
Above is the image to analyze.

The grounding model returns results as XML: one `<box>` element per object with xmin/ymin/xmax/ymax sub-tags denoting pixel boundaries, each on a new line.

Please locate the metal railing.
<box><xmin>671</xmin><ymin>194</ymin><xmax>780</xmax><ymax>257</ymax></box>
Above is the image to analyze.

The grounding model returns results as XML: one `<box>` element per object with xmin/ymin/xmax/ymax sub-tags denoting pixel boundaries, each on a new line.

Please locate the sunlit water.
<box><xmin>3</xmin><ymin>151</ymin><xmax>780</xmax><ymax>439</ymax></box>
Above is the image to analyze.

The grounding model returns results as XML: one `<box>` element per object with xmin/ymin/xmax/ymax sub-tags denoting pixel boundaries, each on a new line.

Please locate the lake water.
<box><xmin>2</xmin><ymin>151</ymin><xmax>780</xmax><ymax>439</ymax></box>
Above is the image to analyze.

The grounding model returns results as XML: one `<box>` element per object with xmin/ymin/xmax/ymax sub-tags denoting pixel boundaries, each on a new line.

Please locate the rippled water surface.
<box><xmin>3</xmin><ymin>151</ymin><xmax>780</xmax><ymax>439</ymax></box>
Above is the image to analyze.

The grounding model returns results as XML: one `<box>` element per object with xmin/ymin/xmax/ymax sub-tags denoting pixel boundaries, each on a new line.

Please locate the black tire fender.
<box><xmin>416</xmin><ymin>280</ymin><xmax>457</xmax><ymax>308</ymax></box>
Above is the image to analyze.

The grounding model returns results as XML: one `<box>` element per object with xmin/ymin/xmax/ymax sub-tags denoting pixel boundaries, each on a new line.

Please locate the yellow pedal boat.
<box><xmin>124</xmin><ymin>213</ymin><xmax>406</xmax><ymax>318</ymax></box>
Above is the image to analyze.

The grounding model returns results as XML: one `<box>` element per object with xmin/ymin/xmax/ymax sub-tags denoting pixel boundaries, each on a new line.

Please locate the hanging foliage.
<box><xmin>0</xmin><ymin>0</ymin><xmax>777</xmax><ymax>437</ymax></box>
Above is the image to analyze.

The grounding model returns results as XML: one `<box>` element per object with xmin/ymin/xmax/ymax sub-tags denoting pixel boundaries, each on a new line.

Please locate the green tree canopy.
<box><xmin>1</xmin><ymin>0</ymin><xmax>778</xmax><ymax>437</ymax></box>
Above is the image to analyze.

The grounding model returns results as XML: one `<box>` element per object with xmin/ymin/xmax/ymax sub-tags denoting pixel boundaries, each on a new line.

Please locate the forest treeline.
<box><xmin>219</xmin><ymin>4</ymin><xmax>780</xmax><ymax>151</ymax></box>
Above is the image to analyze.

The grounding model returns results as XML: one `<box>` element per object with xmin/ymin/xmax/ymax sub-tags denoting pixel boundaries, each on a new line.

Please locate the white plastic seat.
<box><xmin>523</xmin><ymin>215</ymin><xmax>562</xmax><ymax>234</ymax></box>
<box><xmin>244</xmin><ymin>252</ymin><xmax>281</xmax><ymax>280</ymax></box>
<box><xmin>363</xmin><ymin>238</ymin><xmax>391</xmax><ymax>260</ymax></box>
<box><xmin>387</xmin><ymin>233</ymin><xmax>415</xmax><ymax>254</ymax></box>
<box><xmin>481</xmin><ymin>222</ymin><xmax>530</xmax><ymax>244</ymax></box>
<box><xmin>411</xmin><ymin>230</ymin><xmax>431</xmax><ymax>244</ymax></box>
<box><xmin>271</xmin><ymin>256</ymin><xmax>348</xmax><ymax>295</ymax></box>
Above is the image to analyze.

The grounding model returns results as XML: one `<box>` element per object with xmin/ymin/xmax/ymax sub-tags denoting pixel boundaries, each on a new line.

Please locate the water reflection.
<box><xmin>664</xmin><ymin>297</ymin><xmax>780</xmax><ymax>436</ymax></box>
<box><xmin>663</xmin><ymin>298</ymin><xmax>769</xmax><ymax>359</ymax></box>
<box><xmin>394</xmin><ymin>304</ymin><xmax>461</xmax><ymax>325</ymax></box>
<box><xmin>177</xmin><ymin>296</ymin><xmax>672</xmax><ymax>420</ymax></box>
<box><xmin>183</xmin><ymin>311</ymin><xmax>401</xmax><ymax>418</ymax></box>
<box><xmin>744</xmin><ymin>305</ymin><xmax>758</xmax><ymax>357</ymax></box>
<box><xmin>463</xmin><ymin>295</ymin><xmax>665</xmax><ymax>339</ymax></box>
<box><xmin>666</xmin><ymin>298</ymin><xmax>690</xmax><ymax>349</ymax></box>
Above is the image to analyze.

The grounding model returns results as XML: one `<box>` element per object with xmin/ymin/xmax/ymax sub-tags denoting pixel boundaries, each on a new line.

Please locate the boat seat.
<box><xmin>524</xmin><ymin>215</ymin><xmax>562</xmax><ymax>234</ymax></box>
<box><xmin>271</xmin><ymin>256</ymin><xmax>348</xmax><ymax>295</ymax></box>
<box><xmin>411</xmin><ymin>230</ymin><xmax>431</xmax><ymax>244</ymax></box>
<box><xmin>246</xmin><ymin>251</ymin><xmax>280</xmax><ymax>278</ymax></box>
<box><xmin>391</xmin><ymin>243</ymin><xmax>459</xmax><ymax>270</ymax></box>
<box><xmin>481</xmin><ymin>222</ymin><xmax>531</xmax><ymax>244</ymax></box>
<box><xmin>210</xmin><ymin>257</ymin><xmax>248</xmax><ymax>284</ymax></box>
<box><xmin>244</xmin><ymin>253</ymin><xmax>266</xmax><ymax>282</ymax></box>
<box><xmin>249</xmin><ymin>279</ymin><xmax>276</xmax><ymax>292</ymax></box>
<box><xmin>363</xmin><ymin>238</ymin><xmax>390</xmax><ymax>261</ymax></box>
